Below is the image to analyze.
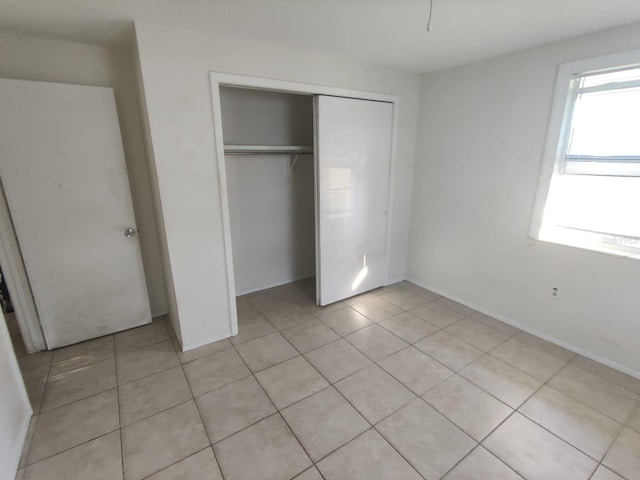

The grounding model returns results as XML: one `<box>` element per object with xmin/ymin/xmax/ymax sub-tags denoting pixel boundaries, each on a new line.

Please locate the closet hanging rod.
<box><xmin>224</xmin><ymin>145</ymin><xmax>314</xmax><ymax>155</ymax></box>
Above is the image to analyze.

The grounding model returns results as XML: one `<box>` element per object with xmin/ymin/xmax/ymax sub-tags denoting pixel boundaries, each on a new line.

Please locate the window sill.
<box><xmin>532</xmin><ymin>228</ymin><xmax>640</xmax><ymax>261</ymax></box>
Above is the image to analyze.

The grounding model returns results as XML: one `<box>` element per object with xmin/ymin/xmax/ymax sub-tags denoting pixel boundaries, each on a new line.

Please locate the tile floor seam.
<box><xmin>274</xmin><ymin>410</ymin><xmax>317</xmax><ymax>472</ymax></box>
<box><xmin>475</xmin><ymin>362</ymin><xmax>613</xmax><ymax>473</ymax></box>
<box><xmin>223</xmin><ymin>340</ymin><xmax>312</xmax><ymax>473</ymax></box>
<box><xmin>627</xmin><ymin>403</ymin><xmax>640</xmax><ymax>431</ymax></box>
<box><xmin>483</xmin><ymin>347</ymin><xmax>576</xmax><ymax>383</ymax></box>
<box><xmin>543</xmin><ymin>362</ymin><xmax>640</xmax><ymax>425</ymax></box>
<box><xmin>420</xmin><ymin>374</ymin><xmax>515</xmax><ymax>440</ymax></box>
<box><xmin>370</xmin><ymin>420</ymin><xmax>439</xmax><ymax>480</ymax></box>
<box><xmin>597</xmin><ymin>422</ymin><xmax>630</xmax><ymax>477</ymax></box>
<box><xmin>475</xmin><ymin>408</ymin><xmax>527</xmax><ymax>477</ymax></box>
<box><xmin>229</xmin><ymin>332</ymin><xmax>387</xmax><ymax>469</ymax></box>
<box><xmin>318</xmin><ymin>427</ymin><xmax>427</xmax><ymax>480</ymax></box>
<box><xmin>316</xmin><ymin>310</ymin><xmax>373</xmax><ymax>338</ymax></box>
<box><xmin>114</xmin><ymin>354</ymin><xmax>182</xmax><ymax>389</ymax></box>
<box><xmin>375</xmin><ymin>316</ymin><xmax>444</xmax><ymax>345</ymax></box>
<box><xmin>19</xmin><ymin>414</ymin><xmax>39</xmax><ymax>469</ymax></box>
<box><xmin>122</xmin><ymin>396</ymin><xmax>199</xmax><ymax>433</ymax></box>
<box><xmin>46</xmin><ymin>352</ymin><xmax>116</xmax><ymax>378</ymax></box>
<box><xmin>515</xmin><ymin>401</ymin><xmax>624</xmax><ymax>463</ymax></box>
<box><xmin>342</xmin><ymin>330</ymin><xmax>409</xmax><ymax>364</ymax></box>
<box><xmin>32</xmin><ymin>386</ymin><xmax>121</xmax><ymax>419</ymax></box>
<box><xmin>30</xmin><ymin>351</ymin><xmax>55</xmax><ymax>414</ymax></box>
<box><xmin>437</xmin><ymin>443</ymin><xmax>520</xmax><ymax>480</ymax></box>
<box><xmin>21</xmin><ymin>429</ymin><xmax>121</xmax><ymax>473</ymax></box>
<box><xmin>32</xmin><ymin>354</ymin><xmax>54</xmax><ymax>416</ymax></box>
<box><xmin>598</xmin><ymin>462</ymin><xmax>628</xmax><ymax>480</ymax></box>
<box><xmin>113</xmin><ymin>331</ymin><xmax>126</xmax><ymax>480</ymax></box>
<box><xmin>281</xmin><ymin>384</ymin><xmax>376</xmax><ymax>465</ymax></box>
<box><xmin>138</xmin><ymin>446</ymin><xmax>213</xmax><ymax>480</ymax></box>
<box><xmin>569</xmin><ymin>361</ymin><xmax>640</xmax><ymax>399</ymax></box>
<box><xmin>448</xmin><ymin>368</ymin><xmax>538</xmax><ymax>415</ymax></box>
<box><xmin>114</xmin><ymin>335</ymin><xmax>171</xmax><ymax>357</ymax></box>
<box><xmin>233</xmin><ymin>330</ymin><xmax>304</xmax><ymax>376</ymax></box>
<box><xmin>443</xmin><ymin>316</ymin><xmax>515</xmax><ymax>351</ymax></box>
<box><xmin>522</xmin><ymin>367</ymin><xmax>624</xmax><ymax>460</ymax></box>
<box><xmin>180</xmin><ymin>358</ymin><xmax>228</xmax><ymax>480</ymax></box>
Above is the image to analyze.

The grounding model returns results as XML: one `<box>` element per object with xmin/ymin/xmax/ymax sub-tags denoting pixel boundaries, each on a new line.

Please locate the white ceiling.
<box><xmin>2</xmin><ymin>0</ymin><xmax>640</xmax><ymax>73</ymax></box>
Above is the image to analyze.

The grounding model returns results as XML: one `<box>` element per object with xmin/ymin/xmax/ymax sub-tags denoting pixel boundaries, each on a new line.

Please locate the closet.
<box><xmin>221</xmin><ymin>87</ymin><xmax>316</xmax><ymax>296</ymax></box>
<box><xmin>219</xmin><ymin>85</ymin><xmax>393</xmax><ymax>306</ymax></box>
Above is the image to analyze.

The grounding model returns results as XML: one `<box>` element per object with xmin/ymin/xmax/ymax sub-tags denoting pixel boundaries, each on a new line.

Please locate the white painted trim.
<box><xmin>0</xmin><ymin>179</ymin><xmax>46</xmax><ymax>352</ymax></box>
<box><xmin>209</xmin><ymin>71</ymin><xmax>400</xmax><ymax>336</ymax></box>
<box><xmin>406</xmin><ymin>276</ymin><xmax>640</xmax><ymax>380</ymax></box>
<box><xmin>211</xmin><ymin>73</ymin><xmax>397</xmax><ymax>103</ymax></box>
<box><xmin>313</xmin><ymin>97</ymin><xmax>321</xmax><ymax>306</ymax></box>
<box><xmin>235</xmin><ymin>274</ymin><xmax>315</xmax><ymax>296</ymax></box>
<box><xmin>179</xmin><ymin>331</ymin><xmax>232</xmax><ymax>352</ymax></box>
<box><xmin>385</xmin><ymin>277</ymin><xmax>406</xmax><ymax>286</ymax></box>
<box><xmin>209</xmin><ymin>76</ymin><xmax>239</xmax><ymax>338</ymax></box>
<box><xmin>151</xmin><ymin>310</ymin><xmax>169</xmax><ymax>318</ymax></box>
<box><xmin>383</xmin><ymin>102</ymin><xmax>400</xmax><ymax>285</ymax></box>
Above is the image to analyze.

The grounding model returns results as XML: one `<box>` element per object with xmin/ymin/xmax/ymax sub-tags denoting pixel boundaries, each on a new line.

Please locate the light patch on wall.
<box><xmin>328</xmin><ymin>166</ymin><xmax>352</xmax><ymax>219</ymax></box>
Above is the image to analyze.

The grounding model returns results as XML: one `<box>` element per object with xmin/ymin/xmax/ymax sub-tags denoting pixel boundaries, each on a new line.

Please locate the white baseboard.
<box><xmin>385</xmin><ymin>276</ymin><xmax>406</xmax><ymax>286</ymax></box>
<box><xmin>406</xmin><ymin>277</ymin><xmax>640</xmax><ymax>380</ymax></box>
<box><xmin>9</xmin><ymin>411</ymin><xmax>31</xmax><ymax>479</ymax></box>
<box><xmin>235</xmin><ymin>273</ymin><xmax>315</xmax><ymax>296</ymax></box>
<box><xmin>179</xmin><ymin>332</ymin><xmax>232</xmax><ymax>352</ymax></box>
<box><xmin>151</xmin><ymin>310</ymin><xmax>169</xmax><ymax>318</ymax></box>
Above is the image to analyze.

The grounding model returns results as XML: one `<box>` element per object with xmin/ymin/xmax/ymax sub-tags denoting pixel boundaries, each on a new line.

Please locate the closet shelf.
<box><xmin>224</xmin><ymin>145</ymin><xmax>314</xmax><ymax>155</ymax></box>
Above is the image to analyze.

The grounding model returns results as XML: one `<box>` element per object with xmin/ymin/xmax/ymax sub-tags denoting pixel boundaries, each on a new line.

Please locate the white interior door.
<box><xmin>315</xmin><ymin>95</ymin><xmax>393</xmax><ymax>305</ymax></box>
<box><xmin>0</xmin><ymin>78</ymin><xmax>151</xmax><ymax>348</ymax></box>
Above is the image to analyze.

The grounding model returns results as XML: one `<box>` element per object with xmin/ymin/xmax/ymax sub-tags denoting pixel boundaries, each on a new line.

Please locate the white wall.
<box><xmin>222</xmin><ymin>88</ymin><xmax>315</xmax><ymax>294</ymax></box>
<box><xmin>226</xmin><ymin>154</ymin><xmax>315</xmax><ymax>294</ymax></box>
<box><xmin>0</xmin><ymin>33</ymin><xmax>167</xmax><ymax>317</ymax></box>
<box><xmin>408</xmin><ymin>22</ymin><xmax>640</xmax><ymax>375</ymax></box>
<box><xmin>220</xmin><ymin>87</ymin><xmax>314</xmax><ymax>146</ymax></box>
<box><xmin>0</xmin><ymin>311</ymin><xmax>31</xmax><ymax>480</ymax></box>
<box><xmin>133</xmin><ymin>22</ymin><xmax>421</xmax><ymax>348</ymax></box>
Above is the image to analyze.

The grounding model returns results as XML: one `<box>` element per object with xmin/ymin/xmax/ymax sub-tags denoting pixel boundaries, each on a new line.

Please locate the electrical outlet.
<box><xmin>551</xmin><ymin>287</ymin><xmax>561</xmax><ymax>299</ymax></box>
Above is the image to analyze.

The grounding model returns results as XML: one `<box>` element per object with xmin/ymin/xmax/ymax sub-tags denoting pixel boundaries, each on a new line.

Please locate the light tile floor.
<box><xmin>10</xmin><ymin>279</ymin><xmax>640</xmax><ymax>480</ymax></box>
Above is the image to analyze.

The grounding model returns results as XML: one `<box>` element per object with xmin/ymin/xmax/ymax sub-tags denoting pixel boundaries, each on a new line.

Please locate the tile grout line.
<box><xmin>231</xmin><ymin>303</ymin><xmax>419</xmax><ymax>477</ymax></box>
<box><xmin>471</xmin><ymin>351</ymin><xmax>616</xmax><ymax>477</ymax></box>
<box><xmin>112</xmin><ymin>333</ymin><xmax>126</xmax><ymax>480</ymax></box>
<box><xmin>138</xmin><ymin>446</ymin><xmax>213</xmax><ymax>480</ymax></box>
<box><xmin>179</xmin><ymin>355</ymin><xmax>229</xmax><ymax>480</ymax></box>
<box><xmin>225</xmin><ymin>336</ymin><xmax>315</xmax><ymax>478</ymax></box>
<box><xmin>266</xmin><ymin>316</ymin><xmax>428</xmax><ymax>479</ymax></box>
<box><xmin>288</xmin><ymin>284</ymin><xmax>622</xmax><ymax>477</ymax></box>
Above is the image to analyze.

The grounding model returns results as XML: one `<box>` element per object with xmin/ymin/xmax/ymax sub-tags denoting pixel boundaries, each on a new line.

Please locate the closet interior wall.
<box><xmin>220</xmin><ymin>87</ymin><xmax>315</xmax><ymax>295</ymax></box>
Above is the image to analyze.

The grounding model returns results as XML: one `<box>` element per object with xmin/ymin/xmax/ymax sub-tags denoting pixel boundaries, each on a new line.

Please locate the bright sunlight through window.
<box><xmin>532</xmin><ymin>52</ymin><xmax>640</xmax><ymax>259</ymax></box>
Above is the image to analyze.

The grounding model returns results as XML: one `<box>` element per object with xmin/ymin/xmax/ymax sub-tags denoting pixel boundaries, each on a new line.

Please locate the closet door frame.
<box><xmin>209</xmin><ymin>72</ymin><xmax>399</xmax><ymax>336</ymax></box>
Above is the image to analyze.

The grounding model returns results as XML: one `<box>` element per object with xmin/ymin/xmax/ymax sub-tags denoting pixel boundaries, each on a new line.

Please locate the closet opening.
<box><xmin>219</xmin><ymin>86</ymin><xmax>318</xmax><ymax>309</ymax></box>
<box><xmin>211</xmin><ymin>72</ymin><xmax>398</xmax><ymax>341</ymax></box>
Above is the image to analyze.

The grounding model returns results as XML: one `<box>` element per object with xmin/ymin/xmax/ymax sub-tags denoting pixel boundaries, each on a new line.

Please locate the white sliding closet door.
<box><xmin>0</xmin><ymin>79</ymin><xmax>151</xmax><ymax>348</ymax></box>
<box><xmin>315</xmin><ymin>95</ymin><xmax>393</xmax><ymax>306</ymax></box>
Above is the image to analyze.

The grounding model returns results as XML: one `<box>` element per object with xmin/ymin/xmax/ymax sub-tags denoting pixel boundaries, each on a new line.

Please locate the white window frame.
<box><xmin>530</xmin><ymin>48</ymin><xmax>640</xmax><ymax>259</ymax></box>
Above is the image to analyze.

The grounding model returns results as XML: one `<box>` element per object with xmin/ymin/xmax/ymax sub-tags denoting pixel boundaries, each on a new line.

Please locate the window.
<box><xmin>531</xmin><ymin>50</ymin><xmax>640</xmax><ymax>259</ymax></box>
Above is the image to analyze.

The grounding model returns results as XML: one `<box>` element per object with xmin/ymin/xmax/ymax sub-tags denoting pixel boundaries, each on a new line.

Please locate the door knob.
<box><xmin>124</xmin><ymin>228</ymin><xmax>136</xmax><ymax>238</ymax></box>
